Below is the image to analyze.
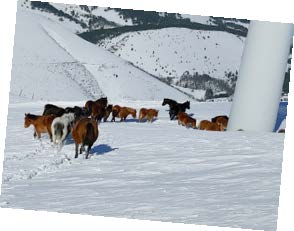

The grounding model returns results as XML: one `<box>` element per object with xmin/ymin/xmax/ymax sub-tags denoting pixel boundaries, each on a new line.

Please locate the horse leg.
<box><xmin>169</xmin><ymin>111</ymin><xmax>173</xmax><ymax>120</ymax></box>
<box><xmin>148</xmin><ymin>116</ymin><xmax>151</xmax><ymax>123</ymax></box>
<box><xmin>47</xmin><ymin>128</ymin><xmax>53</xmax><ymax>142</ymax></box>
<box><xmin>151</xmin><ymin>117</ymin><xmax>154</xmax><ymax>123</ymax></box>
<box><xmin>170</xmin><ymin>114</ymin><xmax>175</xmax><ymax>120</ymax></box>
<box><xmin>85</xmin><ymin>145</ymin><xmax>91</xmax><ymax>159</ymax></box>
<box><xmin>75</xmin><ymin>143</ymin><xmax>79</xmax><ymax>158</ymax></box>
<box><xmin>36</xmin><ymin>129</ymin><xmax>41</xmax><ymax>139</ymax></box>
<box><xmin>80</xmin><ymin>145</ymin><xmax>85</xmax><ymax>154</ymax></box>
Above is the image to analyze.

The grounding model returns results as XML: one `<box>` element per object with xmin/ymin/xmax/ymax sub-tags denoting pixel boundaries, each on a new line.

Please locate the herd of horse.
<box><xmin>24</xmin><ymin>97</ymin><xmax>229</xmax><ymax>159</ymax></box>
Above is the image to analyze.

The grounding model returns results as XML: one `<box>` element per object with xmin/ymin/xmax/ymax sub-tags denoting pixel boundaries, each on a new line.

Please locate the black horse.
<box><xmin>162</xmin><ymin>98</ymin><xmax>190</xmax><ymax>120</ymax></box>
<box><xmin>42</xmin><ymin>104</ymin><xmax>65</xmax><ymax>117</ymax></box>
<box><xmin>65</xmin><ymin>106</ymin><xmax>88</xmax><ymax>118</ymax></box>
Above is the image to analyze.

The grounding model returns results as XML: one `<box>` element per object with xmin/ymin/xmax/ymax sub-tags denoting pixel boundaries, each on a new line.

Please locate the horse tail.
<box><xmin>54</xmin><ymin>122</ymin><xmax>64</xmax><ymax>143</ymax></box>
<box><xmin>192</xmin><ymin>119</ymin><xmax>196</xmax><ymax>129</ymax></box>
<box><xmin>84</xmin><ymin>122</ymin><xmax>95</xmax><ymax>146</ymax></box>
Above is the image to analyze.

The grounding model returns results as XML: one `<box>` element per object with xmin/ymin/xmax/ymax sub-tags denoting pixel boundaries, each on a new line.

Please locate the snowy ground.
<box><xmin>0</xmin><ymin>101</ymin><xmax>284</xmax><ymax>231</ymax></box>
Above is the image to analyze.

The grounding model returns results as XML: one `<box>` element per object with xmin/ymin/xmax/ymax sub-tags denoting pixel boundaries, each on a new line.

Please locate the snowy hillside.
<box><xmin>10</xmin><ymin>10</ymin><xmax>103</xmax><ymax>103</ymax></box>
<box><xmin>11</xmin><ymin>8</ymin><xmax>190</xmax><ymax>103</ymax></box>
<box><xmin>16</xmin><ymin>1</ymin><xmax>252</xmax><ymax>99</ymax></box>
<box><xmin>99</xmin><ymin>28</ymin><xmax>245</xmax><ymax>82</ymax></box>
<box><xmin>1</xmin><ymin>101</ymin><xmax>283</xmax><ymax>231</ymax></box>
<box><xmin>181</xmin><ymin>14</ymin><xmax>216</xmax><ymax>25</ymax></box>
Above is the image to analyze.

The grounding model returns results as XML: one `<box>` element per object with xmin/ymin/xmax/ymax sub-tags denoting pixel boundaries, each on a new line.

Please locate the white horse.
<box><xmin>51</xmin><ymin>113</ymin><xmax>75</xmax><ymax>147</ymax></box>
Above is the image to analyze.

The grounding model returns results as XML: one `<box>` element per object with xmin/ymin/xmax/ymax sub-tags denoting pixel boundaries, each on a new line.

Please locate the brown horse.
<box><xmin>24</xmin><ymin>113</ymin><xmax>55</xmax><ymax>140</ymax></box>
<box><xmin>211</xmin><ymin>115</ymin><xmax>228</xmax><ymax>122</ymax></box>
<box><xmin>118</xmin><ymin>107</ymin><xmax>137</xmax><ymax>121</ymax></box>
<box><xmin>85</xmin><ymin>97</ymin><xmax>108</xmax><ymax>122</ymax></box>
<box><xmin>90</xmin><ymin>103</ymin><xmax>106</xmax><ymax>122</ymax></box>
<box><xmin>215</xmin><ymin>116</ymin><xmax>228</xmax><ymax>130</ymax></box>
<box><xmin>103</xmin><ymin>104</ymin><xmax>113</xmax><ymax>122</ymax></box>
<box><xmin>71</xmin><ymin>118</ymin><xmax>99</xmax><ymax>159</ymax></box>
<box><xmin>177</xmin><ymin>112</ymin><xmax>196</xmax><ymax>128</ymax></box>
<box><xmin>111</xmin><ymin>105</ymin><xmax>122</xmax><ymax>122</ymax></box>
<box><xmin>199</xmin><ymin>120</ymin><xmax>224</xmax><ymax>131</ymax></box>
<box><xmin>138</xmin><ymin>108</ymin><xmax>159</xmax><ymax>122</ymax></box>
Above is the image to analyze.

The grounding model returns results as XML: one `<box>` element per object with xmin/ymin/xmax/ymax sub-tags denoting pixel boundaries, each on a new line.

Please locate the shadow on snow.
<box><xmin>90</xmin><ymin>144</ymin><xmax>118</xmax><ymax>156</ymax></box>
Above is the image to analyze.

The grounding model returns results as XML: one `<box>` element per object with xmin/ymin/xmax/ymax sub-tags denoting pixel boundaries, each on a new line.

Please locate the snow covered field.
<box><xmin>1</xmin><ymin>4</ymin><xmax>287</xmax><ymax>231</ymax></box>
<box><xmin>0</xmin><ymin>101</ymin><xmax>284</xmax><ymax>231</ymax></box>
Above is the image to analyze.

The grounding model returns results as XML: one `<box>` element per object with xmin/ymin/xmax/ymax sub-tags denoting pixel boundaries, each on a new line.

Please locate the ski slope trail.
<box><xmin>1</xmin><ymin>101</ymin><xmax>284</xmax><ymax>231</ymax></box>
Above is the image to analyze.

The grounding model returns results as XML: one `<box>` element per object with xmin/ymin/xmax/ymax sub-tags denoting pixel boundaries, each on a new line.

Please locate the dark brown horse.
<box><xmin>111</xmin><ymin>105</ymin><xmax>122</xmax><ymax>122</ymax></box>
<box><xmin>65</xmin><ymin>106</ymin><xmax>88</xmax><ymax>119</ymax></box>
<box><xmin>103</xmin><ymin>104</ymin><xmax>113</xmax><ymax>122</ymax></box>
<box><xmin>42</xmin><ymin>104</ymin><xmax>65</xmax><ymax>117</ymax></box>
<box><xmin>85</xmin><ymin>97</ymin><xmax>108</xmax><ymax>122</ymax></box>
<box><xmin>24</xmin><ymin>113</ymin><xmax>55</xmax><ymax>140</ymax></box>
<box><xmin>71</xmin><ymin>118</ymin><xmax>99</xmax><ymax>159</ymax></box>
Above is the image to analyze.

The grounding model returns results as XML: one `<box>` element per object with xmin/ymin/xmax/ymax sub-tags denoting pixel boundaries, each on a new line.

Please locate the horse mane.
<box><xmin>162</xmin><ymin>98</ymin><xmax>178</xmax><ymax>108</ymax></box>
<box><xmin>96</xmin><ymin>97</ymin><xmax>107</xmax><ymax>105</ymax></box>
<box><xmin>184</xmin><ymin>101</ymin><xmax>190</xmax><ymax>107</ymax></box>
<box><xmin>26</xmin><ymin>113</ymin><xmax>39</xmax><ymax>120</ymax></box>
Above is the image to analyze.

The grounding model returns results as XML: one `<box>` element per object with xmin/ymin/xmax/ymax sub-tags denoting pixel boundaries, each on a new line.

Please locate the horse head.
<box><xmin>24</xmin><ymin>113</ymin><xmax>31</xmax><ymax>128</ymax></box>
<box><xmin>162</xmin><ymin>98</ymin><xmax>168</xmax><ymax>106</ymax></box>
<box><xmin>97</xmin><ymin>97</ymin><xmax>108</xmax><ymax>107</ymax></box>
<box><xmin>162</xmin><ymin>98</ymin><xmax>177</xmax><ymax>107</ymax></box>
<box><xmin>131</xmin><ymin>109</ymin><xmax>137</xmax><ymax>118</ymax></box>
<box><xmin>184</xmin><ymin>101</ymin><xmax>190</xmax><ymax>110</ymax></box>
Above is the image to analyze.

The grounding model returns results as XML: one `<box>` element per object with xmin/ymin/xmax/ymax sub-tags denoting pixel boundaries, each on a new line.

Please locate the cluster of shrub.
<box><xmin>175</xmin><ymin>71</ymin><xmax>236</xmax><ymax>100</ymax></box>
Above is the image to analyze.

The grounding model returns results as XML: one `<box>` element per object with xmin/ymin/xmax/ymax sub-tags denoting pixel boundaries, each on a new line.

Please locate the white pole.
<box><xmin>227</xmin><ymin>21</ymin><xmax>293</xmax><ymax>132</ymax></box>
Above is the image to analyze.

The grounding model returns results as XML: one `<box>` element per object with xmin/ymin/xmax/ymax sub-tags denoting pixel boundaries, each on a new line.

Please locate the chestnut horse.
<box><xmin>211</xmin><ymin>115</ymin><xmax>229</xmax><ymax>130</ymax></box>
<box><xmin>71</xmin><ymin>117</ymin><xmax>99</xmax><ymax>159</ymax></box>
<box><xmin>199</xmin><ymin>120</ymin><xmax>224</xmax><ymax>131</ymax></box>
<box><xmin>138</xmin><ymin>108</ymin><xmax>159</xmax><ymax>122</ymax></box>
<box><xmin>215</xmin><ymin>117</ymin><xmax>228</xmax><ymax>130</ymax></box>
<box><xmin>118</xmin><ymin>107</ymin><xmax>137</xmax><ymax>121</ymax></box>
<box><xmin>211</xmin><ymin>115</ymin><xmax>229</xmax><ymax>123</ymax></box>
<box><xmin>177</xmin><ymin>112</ymin><xmax>196</xmax><ymax>129</ymax></box>
<box><xmin>24</xmin><ymin>113</ymin><xmax>55</xmax><ymax>140</ymax></box>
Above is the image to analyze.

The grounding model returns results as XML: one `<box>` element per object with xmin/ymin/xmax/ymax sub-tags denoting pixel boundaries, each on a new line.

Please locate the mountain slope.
<box><xmin>41</xmin><ymin>17</ymin><xmax>190</xmax><ymax>101</ymax></box>
<box><xmin>10</xmin><ymin>9</ymin><xmax>103</xmax><ymax>103</ymax></box>
<box><xmin>11</xmin><ymin>8</ymin><xmax>189</xmax><ymax>102</ymax></box>
<box><xmin>99</xmin><ymin>28</ymin><xmax>245</xmax><ymax>82</ymax></box>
